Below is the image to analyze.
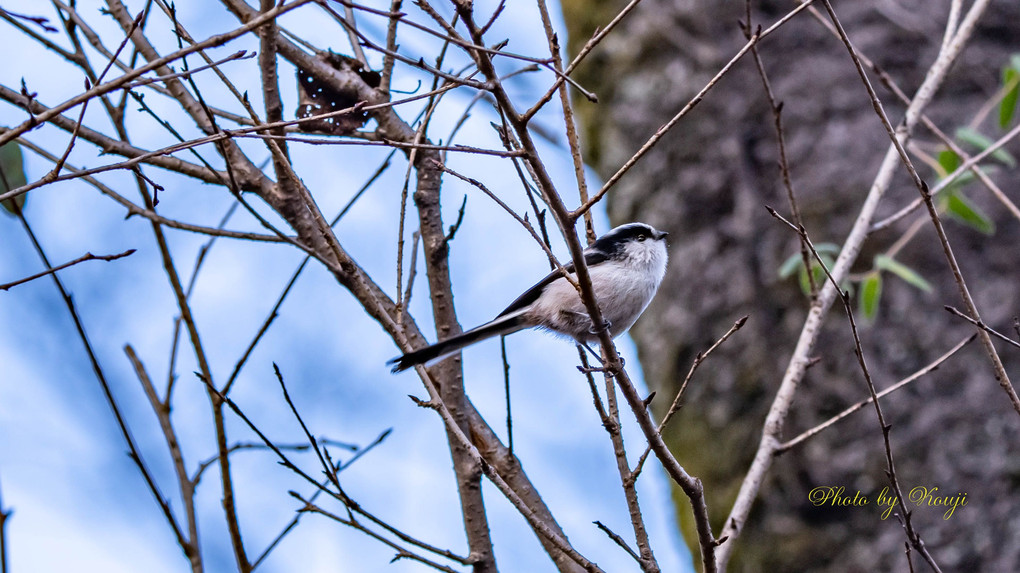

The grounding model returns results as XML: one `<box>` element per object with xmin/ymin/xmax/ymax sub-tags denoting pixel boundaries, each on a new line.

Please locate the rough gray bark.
<box><xmin>563</xmin><ymin>0</ymin><xmax>1020</xmax><ymax>570</ymax></box>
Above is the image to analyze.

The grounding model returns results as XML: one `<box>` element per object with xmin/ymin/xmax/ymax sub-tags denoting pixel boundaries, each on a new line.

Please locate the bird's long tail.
<box><xmin>388</xmin><ymin>311</ymin><xmax>528</xmax><ymax>373</ymax></box>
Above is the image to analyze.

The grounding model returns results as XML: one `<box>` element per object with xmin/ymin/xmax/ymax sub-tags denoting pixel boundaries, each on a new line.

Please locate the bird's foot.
<box><xmin>588</xmin><ymin>318</ymin><xmax>612</xmax><ymax>336</ymax></box>
<box><xmin>576</xmin><ymin>357</ymin><xmax>625</xmax><ymax>374</ymax></box>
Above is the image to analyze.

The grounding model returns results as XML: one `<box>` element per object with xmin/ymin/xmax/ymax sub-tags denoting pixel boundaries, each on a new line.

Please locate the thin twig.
<box><xmin>12</xmin><ymin>209</ymin><xmax>189</xmax><ymax>554</ymax></box>
<box><xmin>599</xmin><ymin>361</ymin><xmax>659</xmax><ymax>572</ymax></box>
<box><xmin>744</xmin><ymin>1</ymin><xmax>816</xmax><ymax>296</ymax></box>
<box><xmin>808</xmin><ymin>10</ymin><xmax>1020</xmax><ymax>229</ymax></box>
<box><xmin>379</xmin><ymin>0</ymin><xmax>403</xmax><ymax>93</ymax></box>
<box><xmin>124</xmin><ymin>345</ymin><xmax>203</xmax><ymax>572</ymax></box>
<box><xmin>818</xmin><ymin>0</ymin><xmax>1017</xmax><ymax>419</ymax></box>
<box><xmin>574</xmin><ymin>26</ymin><xmax>761</xmax><ymax>218</ymax></box>
<box><xmin>535</xmin><ymin>0</ymin><xmax>594</xmax><ymax>241</ymax></box>
<box><xmin>200</xmin><ymin>374</ymin><xmax>493</xmax><ymax>570</ymax></box>
<box><xmin>632</xmin><ymin>316</ymin><xmax>747</xmax><ymax>480</ymax></box>
<box><xmin>767</xmin><ymin>206</ymin><xmax>942</xmax><ymax>572</ymax></box>
<box><xmin>501</xmin><ymin>335</ymin><xmax>513</xmax><ymax>455</ymax></box>
<box><xmin>0</xmin><ymin>0</ymin><xmax>318</xmax><ymax>148</ymax></box>
<box><xmin>657</xmin><ymin>317</ymin><xmax>747</xmax><ymax>438</ymax></box>
<box><xmin>272</xmin><ymin>364</ymin><xmax>340</xmax><ymax>488</ymax></box>
<box><xmin>126</xmin><ymin>50</ymin><xmax>254</xmax><ymax>90</ymax></box>
<box><xmin>252</xmin><ymin>429</ymin><xmax>393</xmax><ymax>569</ymax></box>
<box><xmin>575</xmin><ymin>0</ymin><xmax>822</xmax><ymax>218</ymax></box>
<box><xmin>777</xmin><ymin>334</ymin><xmax>977</xmax><ymax>453</ymax></box>
<box><xmin>294</xmin><ymin>497</ymin><xmax>460</xmax><ymax>573</ymax></box>
<box><xmin>523</xmin><ymin>0</ymin><xmax>645</xmax><ymax>122</ymax></box>
<box><xmin>49</xmin><ymin>10</ymin><xmax>144</xmax><ymax>178</ymax></box>
<box><xmin>12</xmin><ymin>136</ymin><xmax>279</xmax><ymax>241</ymax></box>
<box><xmin>718</xmin><ymin>1</ymin><xmax>998</xmax><ymax>565</ymax></box>
<box><xmin>870</xmin><ymin>121</ymin><xmax>1020</xmax><ymax>232</ymax></box>
<box><xmin>944</xmin><ymin>306</ymin><xmax>1020</xmax><ymax>350</ymax></box>
<box><xmin>1</xmin><ymin>7</ymin><xmax>58</xmax><ymax>35</ymax></box>
<box><xmin>0</xmin><ymin>474</ymin><xmax>10</xmax><ymax>573</ymax></box>
<box><xmin>0</xmin><ymin>249</ymin><xmax>135</xmax><ymax>291</ymax></box>
<box><xmin>428</xmin><ymin>159</ymin><xmax>574</xmax><ymax>287</ymax></box>
<box><xmin>593</xmin><ymin>521</ymin><xmax>642</xmax><ymax>565</ymax></box>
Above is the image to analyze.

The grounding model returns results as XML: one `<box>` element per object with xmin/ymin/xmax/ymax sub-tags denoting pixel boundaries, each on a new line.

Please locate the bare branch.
<box><xmin>766</xmin><ymin>204</ymin><xmax>943</xmax><ymax>572</ymax></box>
<box><xmin>777</xmin><ymin>334</ymin><xmax>976</xmax><ymax>453</ymax></box>
<box><xmin>870</xmin><ymin>121</ymin><xmax>1020</xmax><ymax>232</ymax></box>
<box><xmin>294</xmin><ymin>497</ymin><xmax>461</xmax><ymax>573</ymax></box>
<box><xmin>744</xmin><ymin>3</ymin><xmax>816</xmax><ymax>296</ymax></box>
<box><xmin>0</xmin><ymin>249</ymin><xmax>135</xmax><ymax>292</ymax></box>
<box><xmin>575</xmin><ymin>0</ymin><xmax>821</xmax><ymax>218</ymax></box>
<box><xmin>0</xmin><ymin>474</ymin><xmax>11</xmax><ymax>573</ymax></box>
<box><xmin>593</xmin><ymin>521</ymin><xmax>642</xmax><ymax>565</ymax></box>
<box><xmin>652</xmin><ymin>316</ymin><xmax>748</xmax><ymax>444</ymax></box>
<box><xmin>944</xmin><ymin>306</ymin><xmax>1020</xmax><ymax>350</ymax></box>
<box><xmin>11</xmin><ymin>211</ymin><xmax>189</xmax><ymax>557</ymax></box>
<box><xmin>0</xmin><ymin>0</ymin><xmax>318</xmax><ymax>148</ymax></box>
<box><xmin>816</xmin><ymin>0</ymin><xmax>1017</xmax><ymax>418</ymax></box>
<box><xmin>718</xmin><ymin>1</ymin><xmax>999</xmax><ymax>565</ymax></box>
<box><xmin>124</xmin><ymin>345</ymin><xmax>203</xmax><ymax>572</ymax></box>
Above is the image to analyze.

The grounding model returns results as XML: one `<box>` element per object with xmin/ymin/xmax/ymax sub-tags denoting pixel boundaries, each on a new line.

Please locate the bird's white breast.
<box><xmin>526</xmin><ymin>239</ymin><xmax>668</xmax><ymax>341</ymax></box>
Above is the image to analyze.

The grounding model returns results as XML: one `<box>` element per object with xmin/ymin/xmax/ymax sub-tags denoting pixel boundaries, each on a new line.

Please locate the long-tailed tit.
<box><xmin>388</xmin><ymin>222</ymin><xmax>669</xmax><ymax>373</ymax></box>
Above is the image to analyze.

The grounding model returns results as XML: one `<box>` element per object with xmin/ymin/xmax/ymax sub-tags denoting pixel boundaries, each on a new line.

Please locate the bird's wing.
<box><xmin>495</xmin><ymin>249</ymin><xmax>608</xmax><ymax>318</ymax></box>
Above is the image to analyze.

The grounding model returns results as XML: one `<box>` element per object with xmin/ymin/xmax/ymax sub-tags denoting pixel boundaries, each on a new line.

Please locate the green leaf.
<box><xmin>955</xmin><ymin>127</ymin><xmax>1017</xmax><ymax>168</ymax></box>
<box><xmin>954</xmin><ymin>165</ymin><xmax>999</xmax><ymax>187</ymax></box>
<box><xmin>945</xmin><ymin>189</ymin><xmax>995</xmax><ymax>234</ymax></box>
<box><xmin>797</xmin><ymin>265</ymin><xmax>812</xmax><ymax>296</ymax></box>
<box><xmin>779</xmin><ymin>244</ymin><xmax>838</xmax><ymax>277</ymax></box>
<box><xmin>874</xmin><ymin>254</ymin><xmax>933</xmax><ymax>293</ymax></box>
<box><xmin>808</xmin><ymin>256</ymin><xmax>834</xmax><ymax>293</ymax></box>
<box><xmin>818</xmin><ymin>254</ymin><xmax>836</xmax><ymax>275</ymax></box>
<box><xmin>779</xmin><ymin>253</ymin><xmax>803</xmax><ymax>279</ymax></box>
<box><xmin>0</xmin><ymin>141</ymin><xmax>28</xmax><ymax>215</ymax></box>
<box><xmin>781</xmin><ymin>244</ymin><xmax>840</xmax><ymax>296</ymax></box>
<box><xmin>814</xmin><ymin>243</ymin><xmax>841</xmax><ymax>256</ymax></box>
<box><xmin>1000</xmin><ymin>67</ymin><xmax>1019</xmax><ymax>129</ymax></box>
<box><xmin>860</xmin><ymin>273</ymin><xmax>882</xmax><ymax>321</ymax></box>
<box><xmin>937</xmin><ymin>149</ymin><xmax>960</xmax><ymax>177</ymax></box>
<box><xmin>795</xmin><ymin>261</ymin><xmax>829</xmax><ymax>297</ymax></box>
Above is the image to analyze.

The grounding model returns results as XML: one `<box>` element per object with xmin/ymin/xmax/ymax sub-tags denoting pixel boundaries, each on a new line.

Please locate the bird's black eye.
<box><xmin>637</xmin><ymin>234</ymin><xmax>646</xmax><ymax>242</ymax></box>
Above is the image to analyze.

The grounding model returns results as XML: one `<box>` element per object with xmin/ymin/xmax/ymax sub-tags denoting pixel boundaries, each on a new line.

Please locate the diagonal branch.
<box><xmin>777</xmin><ymin>334</ymin><xmax>977</xmax><ymax>453</ymax></box>
<box><xmin>574</xmin><ymin>0</ymin><xmax>820</xmax><ymax>218</ymax></box>
<box><xmin>815</xmin><ymin>0</ymin><xmax>1017</xmax><ymax>416</ymax></box>
<box><xmin>717</xmin><ymin>0</ymin><xmax>997</xmax><ymax>567</ymax></box>
<box><xmin>0</xmin><ymin>0</ymin><xmax>317</xmax><ymax>148</ymax></box>
<box><xmin>767</xmin><ymin>206</ymin><xmax>943</xmax><ymax>572</ymax></box>
<box><xmin>0</xmin><ymin>249</ymin><xmax>135</xmax><ymax>291</ymax></box>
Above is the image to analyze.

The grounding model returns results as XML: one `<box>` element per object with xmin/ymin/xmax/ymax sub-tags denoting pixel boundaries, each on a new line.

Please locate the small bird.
<box><xmin>388</xmin><ymin>222</ymin><xmax>669</xmax><ymax>373</ymax></box>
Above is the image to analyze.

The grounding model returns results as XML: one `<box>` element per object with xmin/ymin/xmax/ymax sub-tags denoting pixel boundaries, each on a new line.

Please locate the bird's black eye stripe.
<box><xmin>590</xmin><ymin>223</ymin><xmax>659</xmax><ymax>254</ymax></box>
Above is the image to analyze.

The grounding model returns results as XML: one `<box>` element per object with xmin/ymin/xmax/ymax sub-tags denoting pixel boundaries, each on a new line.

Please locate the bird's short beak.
<box><xmin>655</xmin><ymin>230</ymin><xmax>669</xmax><ymax>240</ymax></box>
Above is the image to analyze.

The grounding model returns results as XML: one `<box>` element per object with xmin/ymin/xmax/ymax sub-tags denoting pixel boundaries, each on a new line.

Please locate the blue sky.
<box><xmin>0</xmin><ymin>1</ymin><xmax>692</xmax><ymax>571</ymax></box>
